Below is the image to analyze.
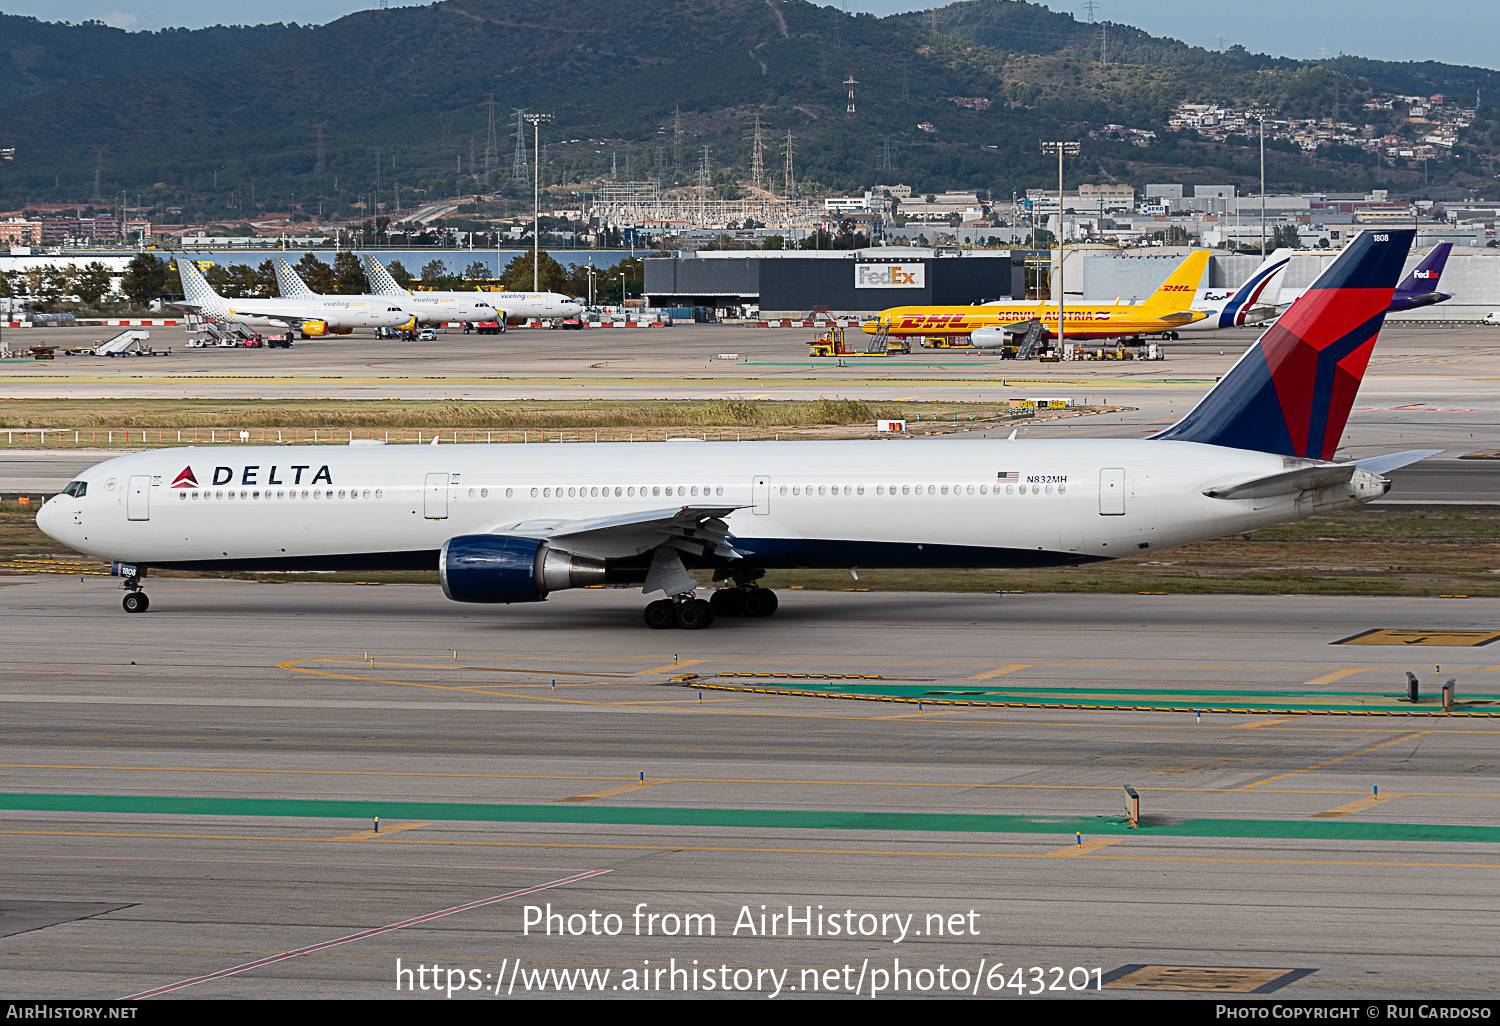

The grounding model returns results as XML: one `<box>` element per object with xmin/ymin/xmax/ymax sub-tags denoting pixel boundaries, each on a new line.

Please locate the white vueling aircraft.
<box><xmin>40</xmin><ymin>231</ymin><xmax>1435</xmax><ymax>629</ymax></box>
<box><xmin>172</xmin><ymin>258</ymin><xmax>416</xmax><ymax>337</ymax></box>
<box><xmin>362</xmin><ymin>255</ymin><xmax>582</xmax><ymax>326</ymax></box>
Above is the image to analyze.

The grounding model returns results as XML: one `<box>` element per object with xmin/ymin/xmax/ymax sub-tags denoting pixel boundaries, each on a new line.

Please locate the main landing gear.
<box><xmin>121</xmin><ymin>577</ymin><xmax>150</xmax><ymax>614</ymax></box>
<box><xmin>643</xmin><ymin>585</ymin><xmax>780</xmax><ymax>630</ymax></box>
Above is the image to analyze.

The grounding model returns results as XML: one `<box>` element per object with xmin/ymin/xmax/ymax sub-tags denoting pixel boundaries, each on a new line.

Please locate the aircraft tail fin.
<box><xmin>1153</xmin><ymin>229</ymin><xmax>1415</xmax><ymax>459</ymax></box>
<box><xmin>362</xmin><ymin>255</ymin><xmax>407</xmax><ymax>297</ymax></box>
<box><xmin>174</xmin><ymin>257</ymin><xmax>225</xmax><ymax>314</ymax></box>
<box><xmin>272</xmin><ymin>257</ymin><xmax>318</xmax><ymax>299</ymax></box>
<box><xmin>1139</xmin><ymin>250</ymin><xmax>1211</xmax><ymax>311</ymax></box>
<box><xmin>1395</xmin><ymin>241</ymin><xmax>1452</xmax><ymax>297</ymax></box>
<box><xmin>1225</xmin><ymin>247</ymin><xmax>1292</xmax><ymax>325</ymax></box>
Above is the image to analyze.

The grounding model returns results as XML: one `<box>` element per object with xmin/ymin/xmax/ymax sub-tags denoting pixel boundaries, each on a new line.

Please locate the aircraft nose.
<box><xmin>34</xmin><ymin>499</ymin><xmax>52</xmax><ymax>536</ymax></box>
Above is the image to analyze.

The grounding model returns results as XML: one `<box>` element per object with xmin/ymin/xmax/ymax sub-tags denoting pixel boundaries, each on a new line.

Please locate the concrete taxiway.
<box><xmin>1</xmin><ymin>580</ymin><xmax>1496</xmax><ymax>999</ymax></box>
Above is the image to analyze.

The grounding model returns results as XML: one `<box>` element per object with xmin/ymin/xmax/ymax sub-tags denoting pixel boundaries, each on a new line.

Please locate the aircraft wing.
<box><xmin>485</xmin><ymin>504</ymin><xmax>749</xmax><ymax>560</ymax></box>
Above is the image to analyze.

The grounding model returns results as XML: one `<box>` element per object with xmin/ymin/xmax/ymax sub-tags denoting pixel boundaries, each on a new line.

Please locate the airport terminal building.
<box><xmin>643</xmin><ymin>248</ymin><xmax>1026</xmax><ymax>317</ymax></box>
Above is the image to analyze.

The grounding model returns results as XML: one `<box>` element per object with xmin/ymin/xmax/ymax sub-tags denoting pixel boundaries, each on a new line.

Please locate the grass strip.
<box><xmin>3</xmin><ymin>793</ymin><xmax>1498</xmax><ymax>844</ymax></box>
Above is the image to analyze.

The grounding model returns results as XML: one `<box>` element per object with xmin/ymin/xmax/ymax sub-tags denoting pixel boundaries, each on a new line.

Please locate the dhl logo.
<box><xmin>1158</xmin><ymin>285</ymin><xmax>1193</xmax><ymax>291</ymax></box>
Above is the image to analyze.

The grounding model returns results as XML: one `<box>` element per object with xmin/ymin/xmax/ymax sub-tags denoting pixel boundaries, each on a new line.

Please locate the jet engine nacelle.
<box><xmin>300</xmin><ymin>320</ymin><xmax>330</xmax><ymax>337</ymax></box>
<box><xmin>969</xmin><ymin>325</ymin><xmax>1019</xmax><ymax>349</ymax></box>
<box><xmin>439</xmin><ymin>535</ymin><xmax>607</xmax><ymax>604</ymax></box>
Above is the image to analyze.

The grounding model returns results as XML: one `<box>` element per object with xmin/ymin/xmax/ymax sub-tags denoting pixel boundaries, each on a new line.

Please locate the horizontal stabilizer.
<box><xmin>1353</xmin><ymin>449</ymin><xmax>1442</xmax><ymax>476</ymax></box>
<box><xmin>1203</xmin><ymin>463</ymin><xmax>1355</xmax><ymax>500</ymax></box>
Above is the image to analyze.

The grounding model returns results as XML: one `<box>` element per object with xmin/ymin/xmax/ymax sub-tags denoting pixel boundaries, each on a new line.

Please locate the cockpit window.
<box><xmin>61</xmin><ymin>481</ymin><xmax>87</xmax><ymax>497</ymax></box>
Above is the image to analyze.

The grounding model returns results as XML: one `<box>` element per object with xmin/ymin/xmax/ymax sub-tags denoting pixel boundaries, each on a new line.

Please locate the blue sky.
<box><xmin>4</xmin><ymin>0</ymin><xmax>1495</xmax><ymax>71</ymax></box>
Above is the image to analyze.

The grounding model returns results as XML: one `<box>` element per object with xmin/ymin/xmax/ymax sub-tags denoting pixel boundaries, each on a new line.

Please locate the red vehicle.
<box><xmin>550</xmin><ymin>317</ymin><xmax>584</xmax><ymax>330</ymax></box>
<box><xmin>475</xmin><ymin>321</ymin><xmax>505</xmax><ymax>335</ymax></box>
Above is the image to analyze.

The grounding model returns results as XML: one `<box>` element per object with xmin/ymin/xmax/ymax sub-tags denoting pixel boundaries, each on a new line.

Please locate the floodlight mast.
<box><xmin>0</xmin><ymin>148</ymin><xmax>13</xmax><ymax>359</ymax></box>
<box><xmin>524</xmin><ymin>114</ymin><xmax>553</xmax><ymax>292</ymax></box>
<box><xmin>1040</xmin><ymin>141</ymin><xmax>1080</xmax><ymax>354</ymax></box>
<box><xmin>1248</xmin><ymin>108</ymin><xmax>1273</xmax><ymax>257</ymax></box>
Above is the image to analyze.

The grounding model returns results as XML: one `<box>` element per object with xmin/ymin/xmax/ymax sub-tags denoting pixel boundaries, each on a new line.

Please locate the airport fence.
<box><xmin>0</xmin><ymin>425</ymin><xmax>948</xmax><ymax>448</ymax></box>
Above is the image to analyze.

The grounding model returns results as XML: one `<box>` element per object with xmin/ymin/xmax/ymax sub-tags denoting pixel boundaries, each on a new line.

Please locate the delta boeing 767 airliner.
<box><xmin>36</xmin><ymin>230</ymin><xmax>1435</xmax><ymax>630</ymax></box>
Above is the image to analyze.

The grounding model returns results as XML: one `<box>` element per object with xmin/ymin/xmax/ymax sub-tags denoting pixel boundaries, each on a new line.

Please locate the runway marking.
<box><xmin>637</xmin><ymin>659</ymin><xmax>711</xmax><ymax>675</ymax></box>
<box><xmin>1302</xmin><ymin>669</ymin><xmax>1363</xmax><ymax>686</ymax></box>
<box><xmin>1046</xmin><ymin>837</ymin><xmax>1125</xmax><ymax>856</ymax></box>
<box><xmin>5</xmin><ymin>763</ymin><xmax>1500</xmax><ymax>799</ymax></box>
<box><xmin>4</xmin><ymin>829</ymin><xmax>1497</xmax><ymax>871</ymax></box>
<box><xmin>1312</xmin><ymin>795</ymin><xmax>1401</xmax><ymax>819</ymax></box>
<box><xmin>1235</xmin><ymin>717</ymin><xmax>1301</xmax><ymax>729</ymax></box>
<box><xmin>555</xmin><ymin>780</ymin><xmax>676</xmax><ymax>803</ymax></box>
<box><xmin>1335</xmin><ymin>629</ymin><xmax>1500</xmax><ymax>647</ymax></box>
<box><xmin>968</xmin><ymin>664</ymin><xmax>1033</xmax><ymax>680</ymax></box>
<box><xmin>1102</xmin><ymin>964</ymin><xmax>1314</xmax><ymax>993</ymax></box>
<box><xmin>332</xmin><ymin>822</ymin><xmax>428</xmax><ymax>841</ymax></box>
<box><xmin>119</xmin><ymin>867</ymin><xmax>611</xmax><ymax>999</ymax></box>
<box><xmin>1246</xmin><ymin>731</ymin><xmax>1431</xmax><ymax>788</ymax></box>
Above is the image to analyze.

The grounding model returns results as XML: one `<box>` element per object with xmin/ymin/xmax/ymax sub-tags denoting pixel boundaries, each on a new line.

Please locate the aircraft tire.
<box><xmin>123</xmin><ymin>592</ymin><xmax>149</xmax><ymax>614</ymax></box>
<box><xmin>709</xmin><ymin>588</ymin><xmax>744</xmax><ymax>616</ymax></box>
<box><xmin>643</xmin><ymin>599</ymin><xmax>677</xmax><ymax>630</ymax></box>
<box><xmin>677</xmin><ymin>598</ymin><xmax>715</xmax><ymax>631</ymax></box>
<box><xmin>741</xmin><ymin>589</ymin><xmax>778</xmax><ymax>618</ymax></box>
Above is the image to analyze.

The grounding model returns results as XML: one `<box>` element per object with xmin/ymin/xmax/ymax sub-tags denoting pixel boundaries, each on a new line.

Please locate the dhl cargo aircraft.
<box><xmin>864</xmin><ymin>250</ymin><xmax>1211</xmax><ymax>346</ymax></box>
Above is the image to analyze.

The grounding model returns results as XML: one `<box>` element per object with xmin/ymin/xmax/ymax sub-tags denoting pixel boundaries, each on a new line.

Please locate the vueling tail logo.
<box><xmin>171</xmin><ymin>466</ymin><xmax>199</xmax><ymax>489</ymax></box>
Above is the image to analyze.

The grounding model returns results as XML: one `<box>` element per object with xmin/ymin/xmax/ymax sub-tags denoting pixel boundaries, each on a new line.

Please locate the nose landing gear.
<box><xmin>121</xmin><ymin>578</ymin><xmax>150</xmax><ymax>613</ymax></box>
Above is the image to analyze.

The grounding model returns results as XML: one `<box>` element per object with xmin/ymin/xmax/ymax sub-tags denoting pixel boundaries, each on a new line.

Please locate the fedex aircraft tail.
<box><xmin>1154</xmin><ymin>229</ymin><xmax>1415</xmax><ymax>460</ymax></box>
<box><xmin>273</xmin><ymin>258</ymin><xmax>319</xmax><ymax>299</ymax></box>
<box><xmin>1139</xmin><ymin>250</ymin><xmax>1212</xmax><ymax>312</ymax></box>
<box><xmin>174</xmin><ymin>258</ymin><xmax>229</xmax><ymax>317</ymax></box>
<box><xmin>362</xmin><ymin>255</ymin><xmax>408</xmax><ymax>298</ymax></box>
<box><xmin>1390</xmin><ymin>241</ymin><xmax>1453</xmax><ymax>311</ymax></box>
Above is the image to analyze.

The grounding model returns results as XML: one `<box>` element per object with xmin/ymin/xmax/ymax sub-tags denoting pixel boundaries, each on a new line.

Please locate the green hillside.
<box><xmin>0</xmin><ymin>0</ymin><xmax>1495</xmax><ymax>219</ymax></box>
<box><xmin>0</xmin><ymin>15</ymin><xmax>303</xmax><ymax>109</ymax></box>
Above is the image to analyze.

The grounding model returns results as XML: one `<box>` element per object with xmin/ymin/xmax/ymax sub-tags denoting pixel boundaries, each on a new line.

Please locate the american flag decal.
<box><xmin>996</xmin><ymin>471</ymin><xmax>1018</xmax><ymax>481</ymax></box>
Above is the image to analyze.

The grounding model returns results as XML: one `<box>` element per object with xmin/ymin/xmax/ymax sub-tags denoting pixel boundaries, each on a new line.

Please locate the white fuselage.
<box><xmin>383</xmin><ymin>290</ymin><xmax>582</xmax><ymax>325</ymax></box>
<box><xmin>186</xmin><ymin>295</ymin><xmax>416</xmax><ymax>331</ymax></box>
<box><xmin>35</xmin><ymin>438</ymin><xmax>1384</xmax><ymax>575</ymax></box>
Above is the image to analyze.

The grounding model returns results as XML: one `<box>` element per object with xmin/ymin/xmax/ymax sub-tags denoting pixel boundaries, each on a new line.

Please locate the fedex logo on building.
<box><xmin>855</xmin><ymin>263</ymin><xmax>926</xmax><ymax>289</ymax></box>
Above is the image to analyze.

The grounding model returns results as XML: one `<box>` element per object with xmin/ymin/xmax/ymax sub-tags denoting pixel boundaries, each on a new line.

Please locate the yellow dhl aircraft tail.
<box><xmin>1137</xmin><ymin>250</ymin><xmax>1211</xmax><ymax>313</ymax></box>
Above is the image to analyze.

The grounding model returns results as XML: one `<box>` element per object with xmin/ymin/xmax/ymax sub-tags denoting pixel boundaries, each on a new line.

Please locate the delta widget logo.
<box><xmin>171</xmin><ymin>466</ymin><xmax>199</xmax><ymax>489</ymax></box>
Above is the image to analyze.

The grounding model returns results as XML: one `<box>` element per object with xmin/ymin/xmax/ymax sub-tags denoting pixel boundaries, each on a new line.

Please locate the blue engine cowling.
<box><xmin>439</xmin><ymin>535</ymin><xmax>607</xmax><ymax>604</ymax></box>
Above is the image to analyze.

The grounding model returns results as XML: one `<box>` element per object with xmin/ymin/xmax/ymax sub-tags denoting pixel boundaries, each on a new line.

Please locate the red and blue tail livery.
<box><xmin>1155</xmin><ymin>229</ymin><xmax>1414</xmax><ymax>460</ymax></box>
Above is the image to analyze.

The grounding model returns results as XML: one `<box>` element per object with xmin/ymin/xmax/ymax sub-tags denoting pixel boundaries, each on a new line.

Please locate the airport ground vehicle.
<box><xmin>551</xmin><ymin>317</ymin><xmax>585</xmax><ymax>330</ymax></box>
<box><xmin>808</xmin><ymin>325</ymin><xmax>907</xmax><ymax>357</ymax></box>
<box><xmin>418</xmin><ymin>328</ymin><xmax>438</xmax><ymax>341</ymax></box>
<box><xmin>1484</xmin><ymin>312</ymin><xmax>1500</xmax><ymax>326</ymax></box>
<box><xmin>37</xmin><ymin>231</ymin><xmax>1433</xmax><ymax>629</ymax></box>
<box><xmin>474</xmin><ymin>321</ymin><xmax>505</xmax><ymax>335</ymax></box>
